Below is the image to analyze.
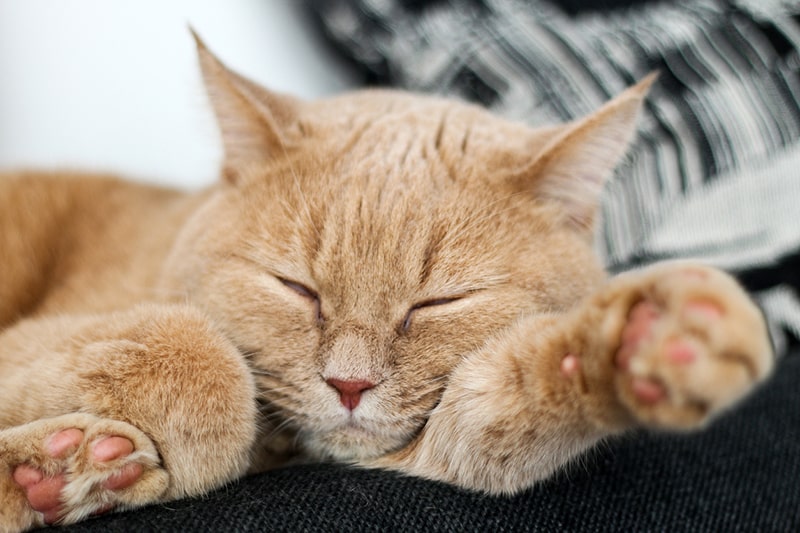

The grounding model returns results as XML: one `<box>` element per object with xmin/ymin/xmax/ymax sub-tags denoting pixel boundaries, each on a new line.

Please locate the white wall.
<box><xmin>0</xmin><ymin>0</ymin><xmax>357</xmax><ymax>188</ymax></box>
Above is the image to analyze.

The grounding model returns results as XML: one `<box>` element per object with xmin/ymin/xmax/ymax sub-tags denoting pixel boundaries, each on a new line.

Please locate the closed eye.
<box><xmin>402</xmin><ymin>297</ymin><xmax>462</xmax><ymax>332</ymax></box>
<box><xmin>279</xmin><ymin>277</ymin><xmax>323</xmax><ymax>324</ymax></box>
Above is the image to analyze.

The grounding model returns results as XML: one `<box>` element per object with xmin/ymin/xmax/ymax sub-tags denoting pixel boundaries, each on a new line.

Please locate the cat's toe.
<box><xmin>91</xmin><ymin>436</ymin><xmax>143</xmax><ymax>493</ymax></box>
<box><xmin>12</xmin><ymin>428</ymin><xmax>85</xmax><ymax>524</ymax></box>
<box><xmin>93</xmin><ymin>436</ymin><xmax>134</xmax><ymax>462</ymax></box>
<box><xmin>102</xmin><ymin>462</ymin><xmax>143</xmax><ymax>491</ymax></box>
<box><xmin>12</xmin><ymin>464</ymin><xmax>44</xmax><ymax>489</ymax></box>
<box><xmin>14</xmin><ymin>467</ymin><xmax>65</xmax><ymax>517</ymax></box>
<box><xmin>615</xmin><ymin>300</ymin><xmax>660</xmax><ymax>371</ymax></box>
<box><xmin>47</xmin><ymin>428</ymin><xmax>84</xmax><ymax>458</ymax></box>
<box><xmin>57</xmin><ymin>420</ymin><xmax>167</xmax><ymax>524</ymax></box>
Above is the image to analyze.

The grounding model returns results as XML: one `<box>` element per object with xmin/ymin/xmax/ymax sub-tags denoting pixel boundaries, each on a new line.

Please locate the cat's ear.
<box><xmin>511</xmin><ymin>74</ymin><xmax>656</xmax><ymax>234</ymax></box>
<box><xmin>191</xmin><ymin>29</ymin><xmax>301</xmax><ymax>184</ymax></box>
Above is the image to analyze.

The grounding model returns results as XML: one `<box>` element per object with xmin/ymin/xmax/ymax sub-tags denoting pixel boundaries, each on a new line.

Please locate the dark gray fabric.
<box><xmin>53</xmin><ymin>350</ymin><xmax>800</xmax><ymax>532</ymax></box>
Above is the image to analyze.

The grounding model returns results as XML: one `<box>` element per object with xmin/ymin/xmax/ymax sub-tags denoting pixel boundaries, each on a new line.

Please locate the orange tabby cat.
<box><xmin>0</xmin><ymin>34</ymin><xmax>773</xmax><ymax>531</ymax></box>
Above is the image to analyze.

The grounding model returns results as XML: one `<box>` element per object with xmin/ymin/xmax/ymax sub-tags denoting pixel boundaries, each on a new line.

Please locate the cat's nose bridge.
<box><xmin>319</xmin><ymin>327</ymin><xmax>389</xmax><ymax>385</ymax></box>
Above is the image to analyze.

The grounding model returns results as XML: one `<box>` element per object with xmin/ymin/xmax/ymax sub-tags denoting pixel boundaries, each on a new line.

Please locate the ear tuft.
<box><xmin>511</xmin><ymin>74</ymin><xmax>656</xmax><ymax>233</ymax></box>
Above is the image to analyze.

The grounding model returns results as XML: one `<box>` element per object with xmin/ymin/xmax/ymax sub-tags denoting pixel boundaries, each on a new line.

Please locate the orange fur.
<box><xmin>0</xmin><ymin>36</ymin><xmax>772</xmax><ymax>531</ymax></box>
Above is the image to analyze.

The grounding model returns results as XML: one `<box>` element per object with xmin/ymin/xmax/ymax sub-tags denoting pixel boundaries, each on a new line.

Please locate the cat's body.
<box><xmin>0</xmin><ymin>36</ymin><xmax>773</xmax><ymax>531</ymax></box>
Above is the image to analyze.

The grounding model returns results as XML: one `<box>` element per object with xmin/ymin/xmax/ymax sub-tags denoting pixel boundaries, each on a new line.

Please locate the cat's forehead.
<box><xmin>304</xmin><ymin>90</ymin><xmax>552</xmax><ymax>177</ymax></box>
<box><xmin>300</xmin><ymin>97</ymin><xmax>516</xmax><ymax>228</ymax></box>
<box><xmin>235</xmin><ymin>91</ymin><xmax>569</xmax><ymax>301</ymax></box>
<box><xmin>262</xmin><ymin>158</ymin><xmax>541</xmax><ymax>304</ymax></box>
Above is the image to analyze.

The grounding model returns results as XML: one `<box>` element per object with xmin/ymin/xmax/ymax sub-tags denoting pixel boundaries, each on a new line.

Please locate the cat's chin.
<box><xmin>302</xmin><ymin>424</ymin><xmax>408</xmax><ymax>462</ymax></box>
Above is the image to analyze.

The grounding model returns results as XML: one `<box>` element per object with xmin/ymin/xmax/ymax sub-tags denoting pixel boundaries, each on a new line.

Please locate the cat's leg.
<box><xmin>371</xmin><ymin>263</ymin><xmax>773</xmax><ymax>494</ymax></box>
<box><xmin>0</xmin><ymin>304</ymin><xmax>257</xmax><ymax>531</ymax></box>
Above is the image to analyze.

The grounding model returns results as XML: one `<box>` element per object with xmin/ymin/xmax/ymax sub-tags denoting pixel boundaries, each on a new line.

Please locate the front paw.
<box><xmin>1</xmin><ymin>413</ymin><xmax>168</xmax><ymax>530</ymax></box>
<box><xmin>606</xmin><ymin>264</ymin><xmax>773</xmax><ymax>428</ymax></box>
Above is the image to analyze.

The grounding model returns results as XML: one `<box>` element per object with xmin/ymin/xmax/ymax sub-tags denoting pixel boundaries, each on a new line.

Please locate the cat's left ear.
<box><xmin>192</xmin><ymin>29</ymin><xmax>302</xmax><ymax>184</ymax></box>
<box><xmin>510</xmin><ymin>74</ymin><xmax>656</xmax><ymax>234</ymax></box>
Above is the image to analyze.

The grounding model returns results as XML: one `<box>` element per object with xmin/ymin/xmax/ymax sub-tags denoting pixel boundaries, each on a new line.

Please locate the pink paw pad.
<box><xmin>93</xmin><ymin>436</ymin><xmax>135</xmax><ymax>462</ymax></box>
<box><xmin>687</xmin><ymin>300</ymin><xmax>723</xmax><ymax>319</ymax></box>
<box><xmin>12</xmin><ymin>428</ymin><xmax>85</xmax><ymax>521</ymax></box>
<box><xmin>103</xmin><ymin>462</ymin><xmax>144</xmax><ymax>490</ymax></box>
<box><xmin>560</xmin><ymin>354</ymin><xmax>580</xmax><ymax>378</ymax></box>
<box><xmin>632</xmin><ymin>377</ymin><xmax>666</xmax><ymax>404</ymax></box>
<box><xmin>681</xmin><ymin>268</ymin><xmax>709</xmax><ymax>280</ymax></box>
<box><xmin>46</xmin><ymin>428</ymin><xmax>84</xmax><ymax>458</ymax></box>
<box><xmin>616</xmin><ymin>300</ymin><xmax>660</xmax><ymax>370</ymax></box>
<box><xmin>666</xmin><ymin>339</ymin><xmax>696</xmax><ymax>364</ymax></box>
<box><xmin>12</xmin><ymin>430</ymin><xmax>139</xmax><ymax>524</ymax></box>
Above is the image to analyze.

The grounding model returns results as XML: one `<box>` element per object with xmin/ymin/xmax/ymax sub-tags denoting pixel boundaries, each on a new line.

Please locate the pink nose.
<box><xmin>326</xmin><ymin>379</ymin><xmax>375</xmax><ymax>411</ymax></box>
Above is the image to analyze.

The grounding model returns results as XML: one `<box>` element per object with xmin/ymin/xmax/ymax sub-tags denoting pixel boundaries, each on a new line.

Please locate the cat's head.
<box><xmin>163</xmin><ymin>33</ymin><xmax>652</xmax><ymax>461</ymax></box>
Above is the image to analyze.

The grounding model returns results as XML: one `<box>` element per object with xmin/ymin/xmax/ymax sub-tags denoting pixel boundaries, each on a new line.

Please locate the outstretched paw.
<box><xmin>1</xmin><ymin>413</ymin><xmax>169</xmax><ymax>529</ymax></box>
<box><xmin>610</xmin><ymin>265</ymin><xmax>773</xmax><ymax>428</ymax></box>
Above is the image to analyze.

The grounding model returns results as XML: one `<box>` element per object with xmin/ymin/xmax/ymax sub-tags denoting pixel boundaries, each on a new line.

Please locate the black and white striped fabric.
<box><xmin>306</xmin><ymin>0</ymin><xmax>800</xmax><ymax>353</ymax></box>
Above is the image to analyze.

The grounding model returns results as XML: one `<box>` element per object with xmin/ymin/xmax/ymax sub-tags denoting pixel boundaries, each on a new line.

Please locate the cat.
<box><xmin>0</xmin><ymin>32</ymin><xmax>773</xmax><ymax>531</ymax></box>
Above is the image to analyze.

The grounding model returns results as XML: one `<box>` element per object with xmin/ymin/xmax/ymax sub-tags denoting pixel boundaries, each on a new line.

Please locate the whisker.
<box><xmin>265</xmin><ymin>416</ymin><xmax>299</xmax><ymax>439</ymax></box>
<box><xmin>255</xmin><ymin>383</ymin><xmax>298</xmax><ymax>394</ymax></box>
<box><xmin>249</xmin><ymin>368</ymin><xmax>277</xmax><ymax>377</ymax></box>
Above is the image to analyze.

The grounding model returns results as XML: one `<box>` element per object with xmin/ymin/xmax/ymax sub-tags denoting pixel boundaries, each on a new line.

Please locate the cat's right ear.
<box><xmin>192</xmin><ymin>29</ymin><xmax>301</xmax><ymax>184</ymax></box>
<box><xmin>507</xmin><ymin>74</ymin><xmax>655</xmax><ymax>235</ymax></box>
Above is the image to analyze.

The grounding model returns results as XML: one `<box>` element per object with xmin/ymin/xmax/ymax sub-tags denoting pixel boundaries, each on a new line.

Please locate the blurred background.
<box><xmin>0</xmin><ymin>0</ymin><xmax>356</xmax><ymax>188</ymax></box>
